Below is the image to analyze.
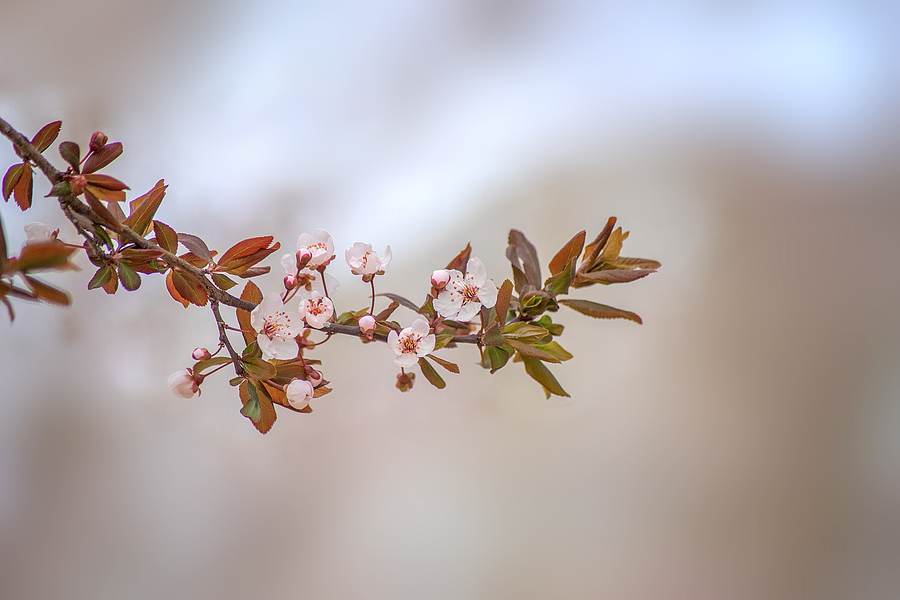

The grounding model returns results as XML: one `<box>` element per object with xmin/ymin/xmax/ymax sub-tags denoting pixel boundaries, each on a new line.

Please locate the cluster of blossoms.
<box><xmin>169</xmin><ymin>228</ymin><xmax>502</xmax><ymax>403</ymax></box>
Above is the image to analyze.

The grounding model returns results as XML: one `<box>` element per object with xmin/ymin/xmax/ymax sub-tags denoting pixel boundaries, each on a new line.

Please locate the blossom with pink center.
<box><xmin>432</xmin><ymin>257</ymin><xmax>498</xmax><ymax>322</ymax></box>
<box><xmin>168</xmin><ymin>370</ymin><xmax>199</xmax><ymax>398</ymax></box>
<box><xmin>285</xmin><ymin>379</ymin><xmax>314</xmax><ymax>409</ymax></box>
<box><xmin>387</xmin><ymin>318</ymin><xmax>435</xmax><ymax>367</ymax></box>
<box><xmin>358</xmin><ymin>314</ymin><xmax>376</xmax><ymax>335</ymax></box>
<box><xmin>345</xmin><ymin>242</ymin><xmax>391</xmax><ymax>277</ymax></box>
<box><xmin>249</xmin><ymin>293</ymin><xmax>304</xmax><ymax>359</ymax></box>
<box><xmin>295</xmin><ymin>230</ymin><xmax>335</xmax><ymax>268</ymax></box>
<box><xmin>298</xmin><ymin>290</ymin><xmax>334</xmax><ymax>329</ymax></box>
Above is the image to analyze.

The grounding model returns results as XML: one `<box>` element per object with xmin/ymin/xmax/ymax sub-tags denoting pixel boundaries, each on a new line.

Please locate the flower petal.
<box><xmin>394</xmin><ymin>353</ymin><xmax>418</xmax><ymax>367</ymax></box>
<box><xmin>410</xmin><ymin>318</ymin><xmax>430</xmax><ymax>336</ymax></box>
<box><xmin>466</xmin><ymin>257</ymin><xmax>487</xmax><ymax>287</ymax></box>
<box><xmin>387</xmin><ymin>330</ymin><xmax>400</xmax><ymax>353</ymax></box>
<box><xmin>477</xmin><ymin>278</ymin><xmax>498</xmax><ymax>309</ymax></box>
<box><xmin>417</xmin><ymin>334</ymin><xmax>436</xmax><ymax>356</ymax></box>
<box><xmin>456</xmin><ymin>300</ymin><xmax>482</xmax><ymax>322</ymax></box>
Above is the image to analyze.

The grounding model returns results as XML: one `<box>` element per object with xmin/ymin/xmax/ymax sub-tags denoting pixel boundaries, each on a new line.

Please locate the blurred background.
<box><xmin>1</xmin><ymin>0</ymin><xmax>899</xmax><ymax>598</ymax></box>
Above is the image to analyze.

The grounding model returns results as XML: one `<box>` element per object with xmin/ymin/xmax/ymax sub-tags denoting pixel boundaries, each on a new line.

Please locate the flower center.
<box><xmin>308</xmin><ymin>299</ymin><xmax>326</xmax><ymax>316</ymax></box>
<box><xmin>263</xmin><ymin>312</ymin><xmax>291</xmax><ymax>340</ymax></box>
<box><xmin>401</xmin><ymin>334</ymin><xmax>420</xmax><ymax>354</ymax></box>
<box><xmin>460</xmin><ymin>283</ymin><xmax>478</xmax><ymax>305</ymax></box>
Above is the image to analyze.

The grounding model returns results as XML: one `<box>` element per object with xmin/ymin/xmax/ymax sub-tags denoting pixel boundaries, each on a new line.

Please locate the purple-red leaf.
<box><xmin>177</xmin><ymin>233</ymin><xmax>214</xmax><ymax>264</ymax></box>
<box><xmin>83</xmin><ymin>142</ymin><xmax>123</xmax><ymax>174</ymax></box>
<box><xmin>3</xmin><ymin>164</ymin><xmax>24</xmax><ymax>201</ymax></box>
<box><xmin>558</xmin><ymin>298</ymin><xmax>643</xmax><ymax>324</ymax></box>
<box><xmin>30</xmin><ymin>121</ymin><xmax>62</xmax><ymax>153</ymax></box>
<box><xmin>13</xmin><ymin>164</ymin><xmax>33</xmax><ymax>210</ymax></box>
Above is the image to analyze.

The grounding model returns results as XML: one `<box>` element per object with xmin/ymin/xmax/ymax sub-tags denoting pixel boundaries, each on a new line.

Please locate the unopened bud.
<box><xmin>284</xmin><ymin>274</ymin><xmax>297</xmax><ymax>290</ymax></box>
<box><xmin>68</xmin><ymin>174</ymin><xmax>87</xmax><ymax>196</ymax></box>
<box><xmin>192</xmin><ymin>347</ymin><xmax>211</xmax><ymax>361</ymax></box>
<box><xmin>296</xmin><ymin>249</ymin><xmax>313</xmax><ymax>270</ymax></box>
<box><xmin>358</xmin><ymin>314</ymin><xmax>376</xmax><ymax>335</ymax></box>
<box><xmin>395</xmin><ymin>371</ymin><xmax>416</xmax><ymax>392</ymax></box>
<box><xmin>431</xmin><ymin>269</ymin><xmax>450</xmax><ymax>288</ymax></box>
<box><xmin>305</xmin><ymin>367</ymin><xmax>324</xmax><ymax>386</ymax></box>
<box><xmin>89</xmin><ymin>131</ymin><xmax>108</xmax><ymax>152</ymax></box>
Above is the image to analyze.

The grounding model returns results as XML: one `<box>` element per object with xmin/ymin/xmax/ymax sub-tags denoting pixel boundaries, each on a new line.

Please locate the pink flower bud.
<box><xmin>192</xmin><ymin>348</ymin><xmax>211</xmax><ymax>361</ymax></box>
<box><xmin>285</xmin><ymin>378</ymin><xmax>314</xmax><ymax>409</ymax></box>
<box><xmin>296</xmin><ymin>248</ymin><xmax>313</xmax><ymax>270</ymax></box>
<box><xmin>284</xmin><ymin>274</ymin><xmax>297</xmax><ymax>290</ymax></box>
<box><xmin>90</xmin><ymin>131</ymin><xmax>108</xmax><ymax>152</ymax></box>
<box><xmin>305</xmin><ymin>367</ymin><xmax>324</xmax><ymax>386</ymax></box>
<box><xmin>358</xmin><ymin>314</ymin><xmax>376</xmax><ymax>335</ymax></box>
<box><xmin>431</xmin><ymin>269</ymin><xmax>450</xmax><ymax>288</ymax></box>
<box><xmin>168</xmin><ymin>369</ymin><xmax>199</xmax><ymax>398</ymax></box>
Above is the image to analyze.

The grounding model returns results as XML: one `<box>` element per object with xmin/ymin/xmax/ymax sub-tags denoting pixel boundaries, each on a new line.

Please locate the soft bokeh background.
<box><xmin>1</xmin><ymin>1</ymin><xmax>898</xmax><ymax>598</ymax></box>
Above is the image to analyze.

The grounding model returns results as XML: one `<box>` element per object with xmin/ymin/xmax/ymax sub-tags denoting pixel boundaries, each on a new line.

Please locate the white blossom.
<box><xmin>250</xmin><ymin>293</ymin><xmax>304</xmax><ymax>359</ymax></box>
<box><xmin>298</xmin><ymin>290</ymin><xmax>334</xmax><ymax>329</ymax></box>
<box><xmin>295</xmin><ymin>230</ymin><xmax>335</xmax><ymax>268</ymax></box>
<box><xmin>285</xmin><ymin>379</ymin><xmax>314</xmax><ymax>410</ymax></box>
<box><xmin>432</xmin><ymin>257</ymin><xmax>498</xmax><ymax>322</ymax></box>
<box><xmin>345</xmin><ymin>242</ymin><xmax>391</xmax><ymax>277</ymax></box>
<box><xmin>387</xmin><ymin>318</ymin><xmax>435</xmax><ymax>367</ymax></box>
<box><xmin>168</xmin><ymin>370</ymin><xmax>198</xmax><ymax>398</ymax></box>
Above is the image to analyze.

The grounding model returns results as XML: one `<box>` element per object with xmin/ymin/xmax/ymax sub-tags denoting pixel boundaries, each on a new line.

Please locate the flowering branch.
<box><xmin>1</xmin><ymin>115</ymin><xmax>660</xmax><ymax>434</ymax></box>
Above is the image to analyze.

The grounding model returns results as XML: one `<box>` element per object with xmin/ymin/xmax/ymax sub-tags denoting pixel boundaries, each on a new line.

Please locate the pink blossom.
<box><xmin>387</xmin><ymin>318</ymin><xmax>435</xmax><ymax>367</ymax></box>
<box><xmin>285</xmin><ymin>379</ymin><xmax>314</xmax><ymax>409</ymax></box>
<box><xmin>433</xmin><ymin>257</ymin><xmax>498</xmax><ymax>322</ymax></box>
<box><xmin>358</xmin><ymin>314</ymin><xmax>376</xmax><ymax>334</ymax></box>
<box><xmin>298</xmin><ymin>290</ymin><xmax>334</xmax><ymax>329</ymax></box>
<box><xmin>345</xmin><ymin>242</ymin><xmax>391</xmax><ymax>277</ymax></box>
<box><xmin>249</xmin><ymin>293</ymin><xmax>304</xmax><ymax>359</ymax></box>
<box><xmin>295</xmin><ymin>230</ymin><xmax>334</xmax><ymax>268</ymax></box>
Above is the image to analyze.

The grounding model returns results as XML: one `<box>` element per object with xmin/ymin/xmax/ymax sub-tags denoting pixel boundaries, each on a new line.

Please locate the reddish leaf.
<box><xmin>3</xmin><ymin>164</ymin><xmax>24</xmax><ymax>201</ymax></box>
<box><xmin>153</xmin><ymin>220</ymin><xmax>178</xmax><ymax>254</ymax></box>
<box><xmin>165</xmin><ymin>270</ymin><xmax>189</xmax><ymax>307</ymax></box>
<box><xmin>10</xmin><ymin>242</ymin><xmax>76</xmax><ymax>272</ymax></box>
<box><xmin>615</xmin><ymin>256</ymin><xmax>662</xmax><ymax>270</ymax></box>
<box><xmin>0</xmin><ymin>211</ymin><xmax>6</xmax><ymax>273</ymax></box>
<box><xmin>124</xmin><ymin>180</ymin><xmax>166</xmax><ymax>236</ymax></box>
<box><xmin>83</xmin><ymin>142</ymin><xmax>123</xmax><ymax>174</ymax></box>
<box><xmin>84</xmin><ymin>184</ymin><xmax>125</xmax><ymax>203</ymax></box>
<box><xmin>493</xmin><ymin>279</ymin><xmax>513</xmax><ymax>324</ymax></box>
<box><xmin>558</xmin><ymin>298</ymin><xmax>643</xmax><ymax>324</ymax></box>
<box><xmin>574</xmin><ymin>269</ymin><xmax>654</xmax><ymax>286</ymax></box>
<box><xmin>376</xmin><ymin>293</ymin><xmax>420</xmax><ymax>312</ymax></box>
<box><xmin>236</xmin><ymin>280</ymin><xmax>263</xmax><ymax>345</ymax></box>
<box><xmin>30</xmin><ymin>121</ymin><xmax>62</xmax><ymax>153</ymax></box>
<box><xmin>235</xmin><ymin>265</ymin><xmax>270</xmax><ymax>278</ymax></box>
<box><xmin>507</xmin><ymin>339</ymin><xmax>560</xmax><ymax>363</ymax></box>
<box><xmin>23</xmin><ymin>275</ymin><xmax>70</xmax><ymax>306</ymax></box>
<box><xmin>84</xmin><ymin>173</ymin><xmax>129</xmax><ymax>191</ymax></box>
<box><xmin>177</xmin><ymin>233</ymin><xmax>214</xmax><ymax>264</ymax></box>
<box><xmin>506</xmin><ymin>230</ymin><xmax>541</xmax><ymax>292</ymax></box>
<box><xmin>582</xmin><ymin>217</ymin><xmax>617</xmax><ymax>266</ymax></box>
<box><xmin>239</xmin><ymin>381</ymin><xmax>276</xmax><ymax>433</ymax></box>
<box><xmin>102</xmin><ymin>267</ymin><xmax>119</xmax><ymax>294</ymax></box>
<box><xmin>170</xmin><ymin>269</ymin><xmax>208</xmax><ymax>306</ymax></box>
<box><xmin>83</xmin><ymin>190</ymin><xmax>121</xmax><ymax>228</ymax></box>
<box><xmin>425</xmin><ymin>353</ymin><xmax>460</xmax><ymax>373</ymax></box>
<box><xmin>374</xmin><ymin>301</ymin><xmax>399</xmax><ymax>322</ymax></box>
<box><xmin>106</xmin><ymin>200</ymin><xmax>127</xmax><ymax>224</ymax></box>
<box><xmin>548</xmin><ymin>230</ymin><xmax>585</xmax><ymax>277</ymax></box>
<box><xmin>445</xmin><ymin>243</ymin><xmax>472</xmax><ymax>272</ymax></box>
<box><xmin>58</xmin><ymin>141</ymin><xmax>80</xmax><ymax>171</ymax></box>
<box><xmin>13</xmin><ymin>164</ymin><xmax>33</xmax><ymax>210</ymax></box>
<box><xmin>218</xmin><ymin>236</ymin><xmax>275</xmax><ymax>267</ymax></box>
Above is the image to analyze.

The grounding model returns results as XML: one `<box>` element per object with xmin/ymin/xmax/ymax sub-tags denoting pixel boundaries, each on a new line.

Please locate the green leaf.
<box><xmin>88</xmin><ymin>265</ymin><xmax>114</xmax><ymax>290</ymax></box>
<box><xmin>240</xmin><ymin>386</ymin><xmax>262</xmax><ymax>423</ymax></box>
<box><xmin>193</xmin><ymin>356</ymin><xmax>233</xmax><ymax>373</ymax></box>
<box><xmin>486</xmin><ymin>345</ymin><xmax>512</xmax><ymax>373</ymax></box>
<box><xmin>522</xmin><ymin>357</ymin><xmax>569</xmax><ymax>398</ymax></box>
<box><xmin>418</xmin><ymin>357</ymin><xmax>446</xmax><ymax>389</ymax></box>
<box><xmin>507</xmin><ymin>339</ymin><xmax>560</xmax><ymax>363</ymax></box>
<box><xmin>481</xmin><ymin>321</ymin><xmax>505</xmax><ymax>347</ymax></box>
<box><xmin>501</xmin><ymin>321</ymin><xmax>549</xmax><ymax>344</ymax></box>
<box><xmin>533</xmin><ymin>340</ymin><xmax>573</xmax><ymax>362</ymax></box>
<box><xmin>240</xmin><ymin>355</ymin><xmax>277</xmax><ymax>381</ymax></box>
<box><xmin>534</xmin><ymin>315</ymin><xmax>564</xmax><ymax>336</ymax></box>
<box><xmin>211</xmin><ymin>272</ymin><xmax>237</xmax><ymax>291</ymax></box>
<box><xmin>117</xmin><ymin>261</ymin><xmax>142</xmax><ymax>291</ymax></box>
<box><xmin>558</xmin><ymin>298</ymin><xmax>642</xmax><ymax>324</ymax></box>
<box><xmin>433</xmin><ymin>333</ymin><xmax>455</xmax><ymax>350</ymax></box>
